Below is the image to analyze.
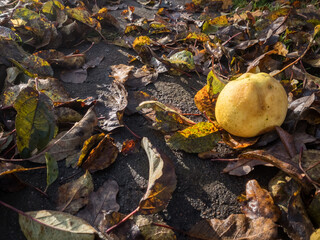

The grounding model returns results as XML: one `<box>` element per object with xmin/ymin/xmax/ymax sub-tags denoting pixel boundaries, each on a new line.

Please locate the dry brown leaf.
<box><xmin>110</xmin><ymin>64</ymin><xmax>134</xmax><ymax>84</ymax></box>
<box><xmin>242</xmin><ymin>180</ymin><xmax>280</xmax><ymax>222</ymax></box>
<box><xmin>77</xmin><ymin>179</ymin><xmax>120</xmax><ymax>228</ymax></box>
<box><xmin>139</xmin><ymin>137</ymin><xmax>177</xmax><ymax>214</ymax></box>
<box><xmin>57</xmin><ymin>171</ymin><xmax>94</xmax><ymax>214</ymax></box>
<box><xmin>81</xmin><ymin>134</ymin><xmax>119</xmax><ymax>173</ymax></box>
<box><xmin>189</xmin><ymin>214</ymin><xmax>278</xmax><ymax>240</ymax></box>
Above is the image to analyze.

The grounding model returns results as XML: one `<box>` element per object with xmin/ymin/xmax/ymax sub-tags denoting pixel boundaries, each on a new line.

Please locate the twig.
<box><xmin>222</xmin><ymin>32</ymin><xmax>242</xmax><ymax>46</ymax></box>
<box><xmin>271</xmin><ymin>35</ymin><xmax>314</xmax><ymax>77</ymax></box>
<box><xmin>106</xmin><ymin>207</ymin><xmax>140</xmax><ymax>234</ymax></box>
<box><xmin>124</xmin><ymin>123</ymin><xmax>142</xmax><ymax>139</ymax></box>
<box><xmin>0</xmin><ymin>200</ymin><xmax>53</xmax><ymax>228</ymax></box>
<box><xmin>298</xmin><ymin>148</ymin><xmax>320</xmax><ymax>188</ymax></box>
<box><xmin>80</xmin><ymin>42</ymin><xmax>95</xmax><ymax>54</ymax></box>
<box><xmin>152</xmin><ymin>222</ymin><xmax>189</xmax><ymax>235</ymax></box>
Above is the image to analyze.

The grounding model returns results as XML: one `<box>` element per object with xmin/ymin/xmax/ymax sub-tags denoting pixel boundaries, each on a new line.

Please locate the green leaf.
<box><xmin>207</xmin><ymin>70</ymin><xmax>226</xmax><ymax>98</ymax></box>
<box><xmin>19</xmin><ymin>210</ymin><xmax>96</xmax><ymax>240</ymax></box>
<box><xmin>166</xmin><ymin>50</ymin><xmax>195</xmax><ymax>71</ymax></box>
<box><xmin>14</xmin><ymin>87</ymin><xmax>57</xmax><ymax>158</ymax></box>
<box><xmin>45</xmin><ymin>152</ymin><xmax>58</xmax><ymax>190</ymax></box>
<box><xmin>202</xmin><ymin>15</ymin><xmax>228</xmax><ymax>34</ymax></box>
<box><xmin>167</xmin><ymin>122</ymin><xmax>221</xmax><ymax>153</ymax></box>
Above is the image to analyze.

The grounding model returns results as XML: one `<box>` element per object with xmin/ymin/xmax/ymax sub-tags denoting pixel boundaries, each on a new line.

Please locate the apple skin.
<box><xmin>215</xmin><ymin>73</ymin><xmax>288</xmax><ymax>138</ymax></box>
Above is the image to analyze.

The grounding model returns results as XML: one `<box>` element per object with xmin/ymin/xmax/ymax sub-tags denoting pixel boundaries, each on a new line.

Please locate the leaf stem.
<box><xmin>105</xmin><ymin>207</ymin><xmax>140</xmax><ymax>234</ymax></box>
<box><xmin>0</xmin><ymin>200</ymin><xmax>48</xmax><ymax>227</ymax></box>
<box><xmin>124</xmin><ymin>123</ymin><xmax>141</xmax><ymax>139</ymax></box>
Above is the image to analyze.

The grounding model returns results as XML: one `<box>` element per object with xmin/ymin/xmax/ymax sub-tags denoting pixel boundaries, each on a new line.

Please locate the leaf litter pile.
<box><xmin>0</xmin><ymin>0</ymin><xmax>320</xmax><ymax>239</ymax></box>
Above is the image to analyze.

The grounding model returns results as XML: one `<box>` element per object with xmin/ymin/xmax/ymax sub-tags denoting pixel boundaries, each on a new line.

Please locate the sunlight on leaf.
<box><xmin>139</xmin><ymin>137</ymin><xmax>177</xmax><ymax>214</ymax></box>
<box><xmin>137</xmin><ymin>100</ymin><xmax>195</xmax><ymax>133</ymax></box>
<box><xmin>242</xmin><ymin>180</ymin><xmax>280</xmax><ymax>222</ymax></box>
<box><xmin>19</xmin><ymin>210</ymin><xmax>96</xmax><ymax>240</ymax></box>
<box><xmin>167</xmin><ymin>122</ymin><xmax>221</xmax><ymax>153</ymax></box>
<box><xmin>14</xmin><ymin>87</ymin><xmax>57</xmax><ymax>158</ymax></box>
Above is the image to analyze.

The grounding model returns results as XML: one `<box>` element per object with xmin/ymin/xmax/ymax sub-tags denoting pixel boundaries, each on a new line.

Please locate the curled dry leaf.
<box><xmin>139</xmin><ymin>137</ymin><xmax>177</xmax><ymax>214</ymax></box>
<box><xmin>97</xmin><ymin>81</ymin><xmax>128</xmax><ymax>132</ymax></box>
<box><xmin>110</xmin><ymin>64</ymin><xmax>134</xmax><ymax>84</ymax></box>
<box><xmin>242</xmin><ymin>179</ymin><xmax>280</xmax><ymax>222</ymax></box>
<box><xmin>137</xmin><ymin>100</ymin><xmax>195</xmax><ymax>133</ymax></box>
<box><xmin>189</xmin><ymin>214</ymin><xmax>277</xmax><ymax>240</ymax></box>
<box><xmin>240</xmin><ymin>150</ymin><xmax>313</xmax><ymax>193</ymax></box>
<box><xmin>81</xmin><ymin>134</ymin><xmax>119</xmax><ymax>173</ymax></box>
<box><xmin>57</xmin><ymin>171</ymin><xmax>94</xmax><ymax>214</ymax></box>
<box><xmin>19</xmin><ymin>210</ymin><xmax>96</xmax><ymax>240</ymax></box>
<box><xmin>0</xmin><ymin>162</ymin><xmax>44</xmax><ymax>177</ymax></box>
<box><xmin>221</xmin><ymin>132</ymin><xmax>259</xmax><ymax>149</ymax></box>
<box><xmin>77</xmin><ymin>179</ymin><xmax>120</xmax><ymax>228</ymax></box>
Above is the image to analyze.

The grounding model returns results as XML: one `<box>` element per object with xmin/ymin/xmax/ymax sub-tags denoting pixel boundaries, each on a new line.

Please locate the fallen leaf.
<box><xmin>189</xmin><ymin>214</ymin><xmax>278</xmax><ymax>240</ymax></box>
<box><xmin>268</xmin><ymin>172</ymin><xmax>314</xmax><ymax>240</ymax></box>
<box><xmin>221</xmin><ymin>132</ymin><xmax>259</xmax><ymax>149</ymax></box>
<box><xmin>167</xmin><ymin>122</ymin><xmax>221</xmax><ymax>153</ymax></box>
<box><xmin>28</xmin><ymin>106</ymin><xmax>98</xmax><ymax>163</ymax></box>
<box><xmin>57</xmin><ymin>171</ymin><xmax>94</xmax><ymax>214</ymax></box>
<box><xmin>81</xmin><ymin>134</ymin><xmax>119</xmax><ymax>173</ymax></box>
<box><xmin>97</xmin><ymin>81</ymin><xmax>128</xmax><ymax>132</ymax></box>
<box><xmin>292</xmin><ymin>149</ymin><xmax>320</xmax><ymax>186</ymax></box>
<box><xmin>202</xmin><ymin>15</ymin><xmax>229</xmax><ymax>34</ymax></box>
<box><xmin>139</xmin><ymin>137</ymin><xmax>177</xmax><ymax>214</ymax></box>
<box><xmin>223</xmin><ymin>158</ymin><xmax>272</xmax><ymax>176</ymax></box>
<box><xmin>0</xmin><ymin>162</ymin><xmax>44</xmax><ymax>176</ymax></box>
<box><xmin>14</xmin><ymin>87</ymin><xmax>57</xmax><ymax>158</ymax></box>
<box><xmin>165</xmin><ymin>50</ymin><xmax>195</xmax><ymax>73</ymax></box>
<box><xmin>19</xmin><ymin>210</ymin><xmax>96</xmax><ymax>240</ymax></box>
<box><xmin>45</xmin><ymin>152</ymin><xmax>58</xmax><ymax>190</ymax></box>
<box><xmin>110</xmin><ymin>64</ymin><xmax>134</xmax><ymax>84</ymax></box>
<box><xmin>137</xmin><ymin>100</ymin><xmax>195</xmax><ymax>133</ymax></box>
<box><xmin>126</xmin><ymin>90</ymin><xmax>155</xmax><ymax>115</ymax></box>
<box><xmin>99</xmin><ymin>212</ymin><xmax>136</xmax><ymax>239</ymax></box>
<box><xmin>242</xmin><ymin>180</ymin><xmax>280</xmax><ymax>222</ymax></box>
<box><xmin>135</xmin><ymin>215</ymin><xmax>176</xmax><ymax>240</ymax></box>
<box><xmin>275</xmin><ymin>126</ymin><xmax>297</xmax><ymax>158</ymax></box>
<box><xmin>194</xmin><ymin>70</ymin><xmax>225</xmax><ymax>120</ymax></box>
<box><xmin>287</xmin><ymin>190</ymin><xmax>315</xmax><ymax>239</ymax></box>
<box><xmin>121</xmin><ymin>139</ymin><xmax>140</xmax><ymax>155</ymax></box>
<box><xmin>77</xmin><ymin>179</ymin><xmax>120</xmax><ymax>227</ymax></box>
<box><xmin>308</xmin><ymin>193</ymin><xmax>320</xmax><ymax>228</ymax></box>
<box><xmin>240</xmin><ymin>150</ymin><xmax>312</xmax><ymax>193</ymax></box>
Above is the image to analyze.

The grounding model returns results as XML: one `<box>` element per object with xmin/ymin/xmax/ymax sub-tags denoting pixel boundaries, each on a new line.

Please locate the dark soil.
<box><xmin>0</xmin><ymin>1</ymin><xmax>280</xmax><ymax>239</ymax></box>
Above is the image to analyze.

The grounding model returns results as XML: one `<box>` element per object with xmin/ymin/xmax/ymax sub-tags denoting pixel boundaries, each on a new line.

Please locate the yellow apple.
<box><xmin>215</xmin><ymin>73</ymin><xmax>288</xmax><ymax>137</ymax></box>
